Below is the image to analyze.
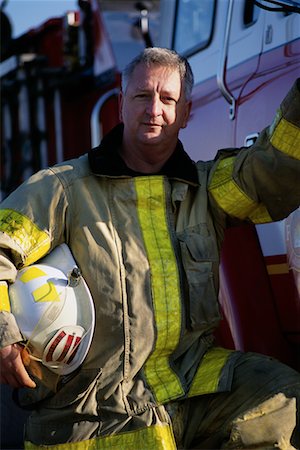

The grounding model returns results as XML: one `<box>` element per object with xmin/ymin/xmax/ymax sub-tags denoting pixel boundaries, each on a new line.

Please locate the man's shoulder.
<box><xmin>50</xmin><ymin>153</ymin><xmax>92</xmax><ymax>183</ymax></box>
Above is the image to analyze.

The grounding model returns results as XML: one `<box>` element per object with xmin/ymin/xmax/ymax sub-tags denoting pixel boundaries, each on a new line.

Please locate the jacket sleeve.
<box><xmin>208</xmin><ymin>78</ymin><xmax>300</xmax><ymax>224</ymax></box>
<box><xmin>0</xmin><ymin>167</ymin><xmax>68</xmax><ymax>347</ymax></box>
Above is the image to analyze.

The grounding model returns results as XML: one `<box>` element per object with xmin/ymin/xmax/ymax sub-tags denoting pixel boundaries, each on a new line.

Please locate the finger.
<box><xmin>0</xmin><ymin>346</ymin><xmax>36</xmax><ymax>388</ymax></box>
<box><xmin>14</xmin><ymin>357</ymin><xmax>36</xmax><ymax>388</ymax></box>
<box><xmin>1</xmin><ymin>372</ymin><xmax>24</xmax><ymax>389</ymax></box>
<box><xmin>1</xmin><ymin>365</ymin><xmax>36</xmax><ymax>388</ymax></box>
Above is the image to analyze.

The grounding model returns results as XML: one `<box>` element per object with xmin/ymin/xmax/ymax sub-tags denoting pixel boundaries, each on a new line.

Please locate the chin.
<box><xmin>140</xmin><ymin>132</ymin><xmax>163</xmax><ymax>143</ymax></box>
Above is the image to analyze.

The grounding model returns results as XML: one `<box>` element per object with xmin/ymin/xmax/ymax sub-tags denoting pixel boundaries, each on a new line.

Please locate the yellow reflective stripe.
<box><xmin>20</xmin><ymin>267</ymin><xmax>46</xmax><ymax>283</ymax></box>
<box><xmin>20</xmin><ymin>267</ymin><xmax>60</xmax><ymax>302</ymax></box>
<box><xmin>209</xmin><ymin>157</ymin><xmax>272</xmax><ymax>224</ymax></box>
<box><xmin>25</xmin><ymin>423</ymin><xmax>176</xmax><ymax>450</ymax></box>
<box><xmin>267</xmin><ymin>263</ymin><xmax>289</xmax><ymax>275</ymax></box>
<box><xmin>0</xmin><ymin>209</ymin><xmax>50</xmax><ymax>266</ymax></box>
<box><xmin>189</xmin><ymin>347</ymin><xmax>233</xmax><ymax>397</ymax></box>
<box><xmin>0</xmin><ymin>283</ymin><xmax>10</xmax><ymax>312</ymax></box>
<box><xmin>135</xmin><ymin>176</ymin><xmax>184</xmax><ymax>404</ymax></box>
<box><xmin>247</xmin><ymin>202</ymin><xmax>272</xmax><ymax>224</ymax></box>
<box><xmin>32</xmin><ymin>282</ymin><xmax>60</xmax><ymax>303</ymax></box>
<box><xmin>270</xmin><ymin>116</ymin><xmax>300</xmax><ymax>160</ymax></box>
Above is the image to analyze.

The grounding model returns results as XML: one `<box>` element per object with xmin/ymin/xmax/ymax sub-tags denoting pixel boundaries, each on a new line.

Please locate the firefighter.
<box><xmin>0</xmin><ymin>47</ymin><xmax>300</xmax><ymax>449</ymax></box>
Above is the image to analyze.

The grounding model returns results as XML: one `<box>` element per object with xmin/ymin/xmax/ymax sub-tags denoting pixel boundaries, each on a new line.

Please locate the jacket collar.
<box><xmin>88</xmin><ymin>123</ymin><xmax>199</xmax><ymax>185</ymax></box>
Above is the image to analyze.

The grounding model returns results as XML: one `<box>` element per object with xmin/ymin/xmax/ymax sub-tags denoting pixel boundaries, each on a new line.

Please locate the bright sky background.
<box><xmin>3</xmin><ymin>0</ymin><xmax>78</xmax><ymax>37</ymax></box>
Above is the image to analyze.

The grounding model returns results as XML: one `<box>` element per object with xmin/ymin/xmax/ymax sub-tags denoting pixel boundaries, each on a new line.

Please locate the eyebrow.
<box><xmin>135</xmin><ymin>87</ymin><xmax>179</xmax><ymax>98</ymax></box>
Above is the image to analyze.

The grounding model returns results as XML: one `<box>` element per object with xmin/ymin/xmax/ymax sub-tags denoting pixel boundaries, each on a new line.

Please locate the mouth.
<box><xmin>142</xmin><ymin>123</ymin><xmax>162</xmax><ymax>128</ymax></box>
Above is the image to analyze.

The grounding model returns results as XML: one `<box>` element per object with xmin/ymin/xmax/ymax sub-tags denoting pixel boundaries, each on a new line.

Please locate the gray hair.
<box><xmin>121</xmin><ymin>47</ymin><xmax>194</xmax><ymax>101</ymax></box>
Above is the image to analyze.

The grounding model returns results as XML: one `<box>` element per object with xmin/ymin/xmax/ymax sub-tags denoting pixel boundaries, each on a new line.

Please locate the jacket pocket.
<box><xmin>18</xmin><ymin>368</ymin><xmax>102</xmax><ymax>411</ymax></box>
<box><xmin>46</xmin><ymin>368</ymin><xmax>102</xmax><ymax>409</ymax></box>
<box><xmin>177</xmin><ymin>225</ymin><xmax>221</xmax><ymax>331</ymax></box>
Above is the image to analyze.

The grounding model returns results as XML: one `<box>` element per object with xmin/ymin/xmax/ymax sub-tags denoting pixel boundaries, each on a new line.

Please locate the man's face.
<box><xmin>120</xmin><ymin>63</ymin><xmax>191</xmax><ymax>149</ymax></box>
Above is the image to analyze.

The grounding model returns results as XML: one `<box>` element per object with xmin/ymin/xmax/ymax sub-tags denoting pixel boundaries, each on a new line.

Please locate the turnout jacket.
<box><xmin>0</xmin><ymin>80</ymin><xmax>299</xmax><ymax>449</ymax></box>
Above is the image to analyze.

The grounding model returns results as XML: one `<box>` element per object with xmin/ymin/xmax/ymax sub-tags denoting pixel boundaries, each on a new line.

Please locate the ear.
<box><xmin>119</xmin><ymin>91</ymin><xmax>124</xmax><ymax>122</ymax></box>
<box><xmin>181</xmin><ymin>101</ymin><xmax>192</xmax><ymax>129</ymax></box>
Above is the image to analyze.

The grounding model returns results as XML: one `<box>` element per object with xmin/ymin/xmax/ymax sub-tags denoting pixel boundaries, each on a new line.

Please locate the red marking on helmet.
<box><xmin>46</xmin><ymin>331</ymin><xmax>66</xmax><ymax>362</ymax></box>
<box><xmin>57</xmin><ymin>334</ymin><xmax>75</xmax><ymax>362</ymax></box>
<box><xmin>66</xmin><ymin>336</ymin><xmax>81</xmax><ymax>364</ymax></box>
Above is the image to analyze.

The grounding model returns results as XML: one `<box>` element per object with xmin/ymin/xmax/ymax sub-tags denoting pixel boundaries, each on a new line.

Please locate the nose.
<box><xmin>146</xmin><ymin>95</ymin><xmax>162</xmax><ymax>117</ymax></box>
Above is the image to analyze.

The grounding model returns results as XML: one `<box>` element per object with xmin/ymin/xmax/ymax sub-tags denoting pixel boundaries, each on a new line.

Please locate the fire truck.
<box><xmin>0</xmin><ymin>0</ymin><xmax>299</xmax><ymax>447</ymax></box>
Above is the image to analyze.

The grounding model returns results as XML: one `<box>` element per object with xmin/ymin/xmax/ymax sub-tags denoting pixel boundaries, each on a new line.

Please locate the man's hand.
<box><xmin>0</xmin><ymin>344</ymin><xmax>36</xmax><ymax>388</ymax></box>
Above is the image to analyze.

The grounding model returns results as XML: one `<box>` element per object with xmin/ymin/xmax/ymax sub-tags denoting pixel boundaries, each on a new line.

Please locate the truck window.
<box><xmin>173</xmin><ymin>0</ymin><xmax>216</xmax><ymax>55</ymax></box>
<box><xmin>244</xmin><ymin>0</ymin><xmax>260</xmax><ymax>26</ymax></box>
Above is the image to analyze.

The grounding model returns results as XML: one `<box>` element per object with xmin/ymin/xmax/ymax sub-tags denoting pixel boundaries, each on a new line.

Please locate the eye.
<box><xmin>135</xmin><ymin>93</ymin><xmax>149</xmax><ymax>99</ymax></box>
<box><xmin>162</xmin><ymin>96</ymin><xmax>177</xmax><ymax>105</ymax></box>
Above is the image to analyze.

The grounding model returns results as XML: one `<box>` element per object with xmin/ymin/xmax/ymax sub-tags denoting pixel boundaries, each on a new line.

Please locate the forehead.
<box><xmin>129</xmin><ymin>63</ymin><xmax>182</xmax><ymax>91</ymax></box>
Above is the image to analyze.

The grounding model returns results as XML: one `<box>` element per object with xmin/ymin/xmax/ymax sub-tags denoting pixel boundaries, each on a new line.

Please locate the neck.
<box><xmin>120</xmin><ymin>137</ymin><xmax>177</xmax><ymax>174</ymax></box>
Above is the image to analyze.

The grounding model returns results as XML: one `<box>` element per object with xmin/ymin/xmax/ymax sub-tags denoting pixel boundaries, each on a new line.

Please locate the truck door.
<box><xmin>235</xmin><ymin>2</ymin><xmax>300</xmax><ymax>147</ymax></box>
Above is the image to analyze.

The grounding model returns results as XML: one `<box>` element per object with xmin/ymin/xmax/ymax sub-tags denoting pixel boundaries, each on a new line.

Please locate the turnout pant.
<box><xmin>25</xmin><ymin>352</ymin><xmax>300</xmax><ymax>450</ymax></box>
<box><xmin>170</xmin><ymin>352</ymin><xmax>300</xmax><ymax>449</ymax></box>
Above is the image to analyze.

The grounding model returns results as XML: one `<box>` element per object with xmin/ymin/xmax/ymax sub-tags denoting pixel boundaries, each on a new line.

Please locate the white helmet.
<box><xmin>9</xmin><ymin>244</ymin><xmax>95</xmax><ymax>376</ymax></box>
